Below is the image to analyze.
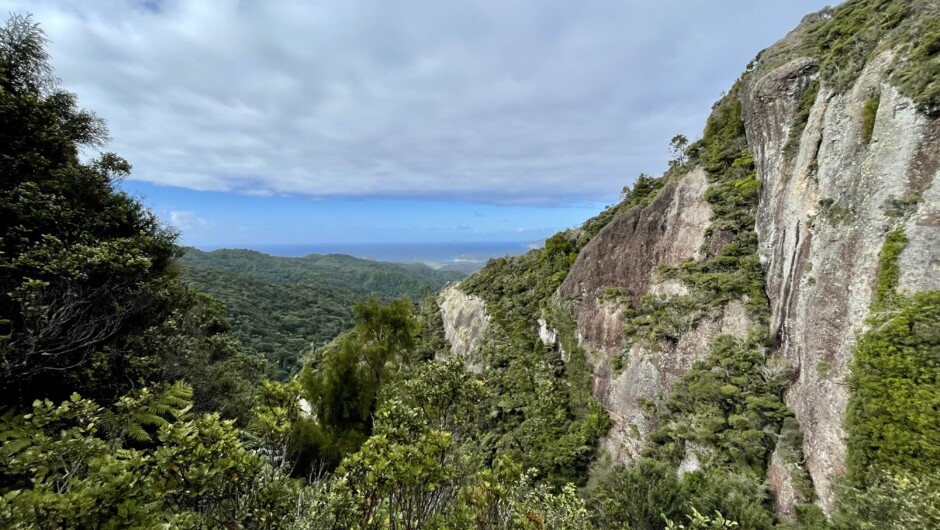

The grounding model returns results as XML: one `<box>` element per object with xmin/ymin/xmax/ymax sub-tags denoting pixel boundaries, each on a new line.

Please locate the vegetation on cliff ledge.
<box><xmin>755</xmin><ymin>0</ymin><xmax>940</xmax><ymax>115</ymax></box>
<box><xmin>839</xmin><ymin>228</ymin><xmax>940</xmax><ymax>529</ymax></box>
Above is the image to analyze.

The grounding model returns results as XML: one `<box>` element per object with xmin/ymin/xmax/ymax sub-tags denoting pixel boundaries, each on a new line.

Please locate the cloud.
<box><xmin>4</xmin><ymin>0</ymin><xmax>828</xmax><ymax>204</ymax></box>
<box><xmin>168</xmin><ymin>210</ymin><xmax>216</xmax><ymax>231</ymax></box>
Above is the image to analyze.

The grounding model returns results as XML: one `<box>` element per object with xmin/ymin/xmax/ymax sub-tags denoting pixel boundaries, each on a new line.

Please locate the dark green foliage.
<box><xmin>181</xmin><ymin>247</ymin><xmax>463</xmax><ymax>299</ymax></box>
<box><xmin>472</xmin><ymin>315</ymin><xmax>611</xmax><ymax>487</ymax></box>
<box><xmin>785</xmin><ymin>79</ymin><xmax>820</xmax><ymax>158</ymax></box>
<box><xmin>836</xmin><ymin>227</ymin><xmax>940</xmax><ymax>528</ymax></box>
<box><xmin>892</xmin><ymin>10</ymin><xmax>940</xmax><ymax>114</ymax></box>
<box><xmin>181</xmin><ymin>266</ymin><xmax>357</xmax><ymax>379</ymax></box>
<box><xmin>777</xmin><ymin>417</ymin><xmax>816</xmax><ymax>502</ymax></box>
<box><xmin>792</xmin><ymin>504</ymin><xmax>831</xmax><ymax>530</ymax></box>
<box><xmin>861</xmin><ymin>97</ymin><xmax>879</xmax><ymax>143</ymax></box>
<box><xmin>461</xmin><ymin>235</ymin><xmax>573</xmax><ymax>327</ymax></box>
<box><xmin>412</xmin><ymin>288</ymin><xmax>450</xmax><ymax>363</ymax></box>
<box><xmin>122</xmin><ymin>284</ymin><xmax>264</xmax><ymax>422</ymax></box>
<box><xmin>678</xmin><ymin>471</ymin><xmax>776</xmax><ymax>530</ymax></box>
<box><xmin>696</xmin><ymin>147</ymin><xmax>762</xmax><ymax>297</ymax></box>
<box><xmin>0</xmin><ymin>15</ymin><xmax>258</xmax><ymax>412</ymax></box>
<box><xmin>295</xmin><ymin>360</ymin><xmax>597</xmax><ymax>528</ymax></box>
<box><xmin>872</xmin><ymin>228</ymin><xmax>907</xmax><ymax>309</ymax></box>
<box><xmin>587</xmin><ymin>460</ymin><xmax>777</xmax><ymax>530</ymax></box>
<box><xmin>624</xmin><ymin>173</ymin><xmax>668</xmax><ymax>210</ymax></box>
<box><xmin>0</xmin><ymin>384</ymin><xmax>300</xmax><ymax>529</ymax></box>
<box><xmin>587</xmin><ymin>458</ymin><xmax>688</xmax><ymax>530</ymax></box>
<box><xmin>296</xmin><ymin>297</ymin><xmax>418</xmax><ymax>472</ymax></box>
<box><xmin>461</xmin><ymin>206</ymin><xmax>622</xmax><ymax>487</ymax></box>
<box><xmin>831</xmin><ymin>471</ymin><xmax>940</xmax><ymax>529</ymax></box>
<box><xmin>845</xmin><ymin>291</ymin><xmax>940</xmax><ymax>481</ymax></box>
<box><xmin>809</xmin><ymin>1</ymin><xmax>907</xmax><ymax>92</ymax></box>
<box><xmin>648</xmin><ymin>336</ymin><xmax>792</xmax><ymax>475</ymax></box>
<box><xmin>757</xmin><ymin>0</ymin><xmax>940</xmax><ymax>115</ymax></box>
<box><xmin>180</xmin><ymin>249</ymin><xmax>463</xmax><ymax>379</ymax></box>
<box><xmin>623</xmin><ymin>293</ymin><xmax>713</xmax><ymax>346</ymax></box>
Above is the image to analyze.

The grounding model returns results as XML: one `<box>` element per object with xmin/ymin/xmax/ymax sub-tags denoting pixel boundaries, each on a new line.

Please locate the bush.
<box><xmin>861</xmin><ymin>97</ymin><xmax>880</xmax><ymax>143</ymax></box>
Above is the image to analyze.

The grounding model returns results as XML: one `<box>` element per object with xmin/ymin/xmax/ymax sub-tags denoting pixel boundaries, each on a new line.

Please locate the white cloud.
<box><xmin>2</xmin><ymin>0</ymin><xmax>829</xmax><ymax>204</ymax></box>
<box><xmin>168</xmin><ymin>210</ymin><xmax>216</xmax><ymax>231</ymax></box>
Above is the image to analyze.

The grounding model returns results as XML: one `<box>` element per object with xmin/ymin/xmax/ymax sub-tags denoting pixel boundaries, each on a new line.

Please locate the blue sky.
<box><xmin>3</xmin><ymin>0</ymin><xmax>832</xmax><ymax>246</ymax></box>
<box><xmin>125</xmin><ymin>181</ymin><xmax>601</xmax><ymax>245</ymax></box>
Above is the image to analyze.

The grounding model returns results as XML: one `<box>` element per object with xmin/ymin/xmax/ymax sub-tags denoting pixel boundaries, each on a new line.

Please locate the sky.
<box><xmin>1</xmin><ymin>0</ymin><xmax>832</xmax><ymax>246</ymax></box>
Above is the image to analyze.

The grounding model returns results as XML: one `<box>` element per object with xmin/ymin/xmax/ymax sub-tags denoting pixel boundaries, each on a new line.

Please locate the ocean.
<box><xmin>197</xmin><ymin>241</ymin><xmax>538</xmax><ymax>274</ymax></box>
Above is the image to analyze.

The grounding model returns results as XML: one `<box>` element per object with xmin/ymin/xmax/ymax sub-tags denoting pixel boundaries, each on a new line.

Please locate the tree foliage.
<box><xmin>0</xmin><ymin>15</ymin><xmax>260</xmax><ymax>413</ymax></box>
<box><xmin>0</xmin><ymin>384</ymin><xmax>299</xmax><ymax>529</ymax></box>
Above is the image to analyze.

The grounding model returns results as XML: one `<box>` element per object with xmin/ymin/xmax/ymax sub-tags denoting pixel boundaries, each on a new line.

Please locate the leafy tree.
<box><xmin>665</xmin><ymin>508</ymin><xmax>738</xmax><ymax>530</ymax></box>
<box><xmin>832</xmin><ymin>471</ymin><xmax>940</xmax><ymax>530</ymax></box>
<box><xmin>669</xmin><ymin>134</ymin><xmax>689</xmax><ymax>168</ymax></box>
<box><xmin>0</xmin><ymin>384</ymin><xmax>300</xmax><ymax>529</ymax></box>
<box><xmin>294</xmin><ymin>297</ymin><xmax>419</xmax><ymax>472</ymax></box>
<box><xmin>0</xmin><ymin>14</ymin><xmax>260</xmax><ymax>414</ymax></box>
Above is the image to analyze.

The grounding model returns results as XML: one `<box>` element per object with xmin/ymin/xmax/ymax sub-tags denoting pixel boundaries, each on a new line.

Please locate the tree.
<box><xmin>0</xmin><ymin>14</ymin><xmax>260</xmax><ymax>412</ymax></box>
<box><xmin>0</xmin><ymin>15</ymin><xmax>168</xmax><ymax>402</ymax></box>
<box><xmin>0</xmin><ymin>384</ymin><xmax>300</xmax><ymax>529</ymax></box>
<box><xmin>294</xmin><ymin>297</ymin><xmax>419</xmax><ymax>472</ymax></box>
<box><xmin>669</xmin><ymin>134</ymin><xmax>689</xmax><ymax>168</ymax></box>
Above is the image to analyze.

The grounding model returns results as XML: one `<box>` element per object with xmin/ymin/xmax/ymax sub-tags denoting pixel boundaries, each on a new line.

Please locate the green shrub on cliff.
<box><xmin>762</xmin><ymin>0</ymin><xmax>940</xmax><ymax>115</ymax></box>
<box><xmin>861</xmin><ymin>97</ymin><xmax>880</xmax><ymax>143</ymax></box>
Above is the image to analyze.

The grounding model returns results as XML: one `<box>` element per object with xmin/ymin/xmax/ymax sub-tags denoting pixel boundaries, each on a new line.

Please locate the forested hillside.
<box><xmin>181</xmin><ymin>249</ymin><xmax>463</xmax><ymax>378</ymax></box>
<box><xmin>182</xmin><ymin>248</ymin><xmax>463</xmax><ymax>298</ymax></box>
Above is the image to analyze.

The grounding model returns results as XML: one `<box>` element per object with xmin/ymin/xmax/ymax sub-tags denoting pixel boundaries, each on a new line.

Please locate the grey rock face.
<box><xmin>559</xmin><ymin>168</ymin><xmax>711</xmax><ymax>356</ymax></box>
<box><xmin>537</xmin><ymin>318</ymin><xmax>565</xmax><ymax>360</ymax></box>
<box><xmin>558</xmin><ymin>168</ymin><xmax>754</xmax><ymax>461</ymax></box>
<box><xmin>438</xmin><ymin>283</ymin><xmax>489</xmax><ymax>369</ymax></box>
<box><xmin>741</xmin><ymin>50</ymin><xmax>940</xmax><ymax>512</ymax></box>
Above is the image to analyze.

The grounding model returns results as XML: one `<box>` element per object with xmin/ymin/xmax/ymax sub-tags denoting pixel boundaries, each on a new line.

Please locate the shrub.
<box><xmin>861</xmin><ymin>97</ymin><xmax>880</xmax><ymax>143</ymax></box>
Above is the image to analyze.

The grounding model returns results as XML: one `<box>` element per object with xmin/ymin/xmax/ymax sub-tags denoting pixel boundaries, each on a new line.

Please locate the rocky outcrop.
<box><xmin>444</xmin><ymin>6</ymin><xmax>938</xmax><ymax>518</ymax></box>
<box><xmin>438</xmin><ymin>283</ymin><xmax>489</xmax><ymax>369</ymax></box>
<box><xmin>558</xmin><ymin>168</ymin><xmax>754</xmax><ymax>461</ymax></box>
<box><xmin>559</xmin><ymin>168</ymin><xmax>710</xmax><ymax>355</ymax></box>
<box><xmin>537</xmin><ymin>318</ymin><xmax>565</xmax><ymax>360</ymax></box>
<box><xmin>553</xmin><ymin>13</ymin><xmax>939</xmax><ymax>515</ymax></box>
<box><xmin>741</xmin><ymin>47</ymin><xmax>940</xmax><ymax>512</ymax></box>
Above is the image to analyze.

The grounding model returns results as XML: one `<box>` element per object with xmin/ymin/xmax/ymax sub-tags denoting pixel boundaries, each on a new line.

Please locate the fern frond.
<box><xmin>132</xmin><ymin>412</ymin><xmax>169</xmax><ymax>429</ymax></box>
<box><xmin>126</xmin><ymin>423</ymin><xmax>152</xmax><ymax>443</ymax></box>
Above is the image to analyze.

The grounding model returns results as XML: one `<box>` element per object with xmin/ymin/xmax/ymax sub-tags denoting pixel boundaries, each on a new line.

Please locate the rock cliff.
<box><xmin>742</xmin><ymin>42</ymin><xmax>940</xmax><ymax>515</ymax></box>
<box><xmin>557</xmin><ymin>5</ymin><xmax>939</xmax><ymax>514</ymax></box>
<box><xmin>444</xmin><ymin>0</ymin><xmax>939</xmax><ymax>518</ymax></box>
<box><xmin>557</xmin><ymin>168</ymin><xmax>754</xmax><ymax>461</ymax></box>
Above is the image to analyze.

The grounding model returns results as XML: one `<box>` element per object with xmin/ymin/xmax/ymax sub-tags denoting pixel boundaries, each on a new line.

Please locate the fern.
<box><xmin>105</xmin><ymin>382</ymin><xmax>194</xmax><ymax>443</ymax></box>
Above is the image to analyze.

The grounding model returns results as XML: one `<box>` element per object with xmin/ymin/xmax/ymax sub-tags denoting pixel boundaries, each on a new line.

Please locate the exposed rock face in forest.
<box><xmin>560</xmin><ymin>10</ymin><xmax>938</xmax><ymax>515</ymax></box>
<box><xmin>557</xmin><ymin>169</ymin><xmax>754</xmax><ymax>462</ymax></box>
<box><xmin>741</xmin><ymin>30</ymin><xmax>940</xmax><ymax>514</ymax></box>
<box><xmin>438</xmin><ymin>283</ymin><xmax>489</xmax><ymax>368</ymax></box>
